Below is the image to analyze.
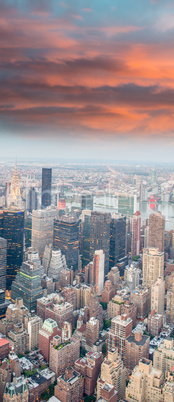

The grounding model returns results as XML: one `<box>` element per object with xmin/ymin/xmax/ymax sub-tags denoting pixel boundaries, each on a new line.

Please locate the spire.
<box><xmin>8</xmin><ymin>163</ymin><xmax>22</xmax><ymax>208</ymax></box>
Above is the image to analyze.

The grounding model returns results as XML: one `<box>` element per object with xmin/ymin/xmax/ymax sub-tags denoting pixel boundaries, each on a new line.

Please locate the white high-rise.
<box><xmin>32</xmin><ymin>207</ymin><xmax>57</xmax><ymax>258</ymax></box>
<box><xmin>151</xmin><ymin>277</ymin><xmax>165</xmax><ymax>315</ymax></box>
<box><xmin>93</xmin><ymin>250</ymin><xmax>105</xmax><ymax>294</ymax></box>
<box><xmin>143</xmin><ymin>248</ymin><xmax>164</xmax><ymax>287</ymax></box>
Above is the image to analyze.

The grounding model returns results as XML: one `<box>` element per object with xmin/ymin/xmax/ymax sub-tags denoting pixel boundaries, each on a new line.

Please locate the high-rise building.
<box><xmin>93</xmin><ymin>250</ymin><xmax>105</xmax><ymax>294</ymax></box>
<box><xmin>131</xmin><ymin>211</ymin><xmax>141</xmax><ymax>257</ymax></box>
<box><xmin>143</xmin><ymin>248</ymin><xmax>164</xmax><ymax>286</ymax></box>
<box><xmin>75</xmin><ymin>351</ymin><xmax>102</xmax><ymax>396</ymax></box>
<box><xmin>81</xmin><ymin>210</ymin><xmax>110</xmax><ymax>275</ymax></box>
<box><xmin>27</xmin><ymin>187</ymin><xmax>38</xmax><ymax>213</ymax></box>
<box><xmin>131</xmin><ymin>286</ymin><xmax>151</xmax><ymax>319</ymax></box>
<box><xmin>109</xmin><ymin>214</ymin><xmax>126</xmax><ymax>268</ymax></box>
<box><xmin>54</xmin><ymin>367</ymin><xmax>83</xmax><ymax>401</ymax></box>
<box><xmin>124</xmin><ymin>330</ymin><xmax>150</xmax><ymax>371</ymax></box>
<box><xmin>1</xmin><ymin>209</ymin><xmax>24</xmax><ymax>290</ymax></box>
<box><xmin>147</xmin><ymin>310</ymin><xmax>163</xmax><ymax>336</ymax></box>
<box><xmin>149</xmin><ymin>212</ymin><xmax>165</xmax><ymax>252</ymax></box>
<box><xmin>54</xmin><ymin>216</ymin><xmax>79</xmax><ymax>271</ymax></box>
<box><xmin>42</xmin><ymin>244</ymin><xmax>67</xmax><ymax>280</ymax></box>
<box><xmin>124</xmin><ymin>263</ymin><xmax>140</xmax><ymax>291</ymax></box>
<box><xmin>151</xmin><ymin>277</ymin><xmax>165</xmax><ymax>315</ymax></box>
<box><xmin>39</xmin><ymin>318</ymin><xmax>60</xmax><ymax>362</ymax></box>
<box><xmin>11</xmin><ymin>260</ymin><xmax>43</xmax><ymax>312</ymax></box>
<box><xmin>81</xmin><ymin>194</ymin><xmax>93</xmax><ymax>210</ymax></box>
<box><xmin>85</xmin><ymin>317</ymin><xmax>99</xmax><ymax>348</ymax></box>
<box><xmin>8</xmin><ymin>163</ymin><xmax>22</xmax><ymax>209</ymax></box>
<box><xmin>3</xmin><ymin>376</ymin><xmax>28</xmax><ymax>402</ymax></box>
<box><xmin>166</xmin><ymin>279</ymin><xmax>174</xmax><ymax>325</ymax></box>
<box><xmin>0</xmin><ymin>238</ymin><xmax>7</xmax><ymax>291</ymax></box>
<box><xmin>28</xmin><ymin>315</ymin><xmax>43</xmax><ymax>351</ymax></box>
<box><xmin>41</xmin><ymin>168</ymin><xmax>52</xmax><ymax>208</ymax></box>
<box><xmin>97</xmin><ymin>347</ymin><xmax>126</xmax><ymax>401</ymax></box>
<box><xmin>49</xmin><ymin>336</ymin><xmax>80</xmax><ymax>377</ymax></box>
<box><xmin>32</xmin><ymin>207</ymin><xmax>57</xmax><ymax>258</ymax></box>
<box><xmin>107</xmin><ymin>314</ymin><xmax>132</xmax><ymax>360</ymax></box>
<box><xmin>153</xmin><ymin>337</ymin><xmax>174</xmax><ymax>375</ymax></box>
<box><xmin>125</xmin><ymin>358</ymin><xmax>164</xmax><ymax>402</ymax></box>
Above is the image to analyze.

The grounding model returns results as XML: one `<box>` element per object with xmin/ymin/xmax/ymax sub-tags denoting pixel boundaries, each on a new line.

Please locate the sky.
<box><xmin>0</xmin><ymin>0</ymin><xmax>174</xmax><ymax>162</ymax></box>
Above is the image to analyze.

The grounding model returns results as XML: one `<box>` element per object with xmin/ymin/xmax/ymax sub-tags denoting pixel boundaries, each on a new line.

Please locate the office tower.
<box><xmin>28</xmin><ymin>316</ymin><xmax>43</xmax><ymax>351</ymax></box>
<box><xmin>81</xmin><ymin>210</ymin><xmax>110</xmax><ymax>275</ymax></box>
<box><xmin>3</xmin><ymin>377</ymin><xmax>28</xmax><ymax>402</ymax></box>
<box><xmin>25</xmin><ymin>214</ymin><xmax>32</xmax><ymax>249</ymax></box>
<box><xmin>54</xmin><ymin>367</ymin><xmax>84</xmax><ymax>401</ymax></box>
<box><xmin>41</xmin><ymin>167</ymin><xmax>52</xmax><ymax>208</ymax></box>
<box><xmin>166</xmin><ymin>279</ymin><xmax>174</xmax><ymax>325</ymax></box>
<box><xmin>54</xmin><ymin>215</ymin><xmax>79</xmax><ymax>271</ymax></box>
<box><xmin>131</xmin><ymin>211</ymin><xmax>141</xmax><ymax>257</ymax></box>
<box><xmin>149</xmin><ymin>212</ymin><xmax>165</xmax><ymax>252</ymax></box>
<box><xmin>124</xmin><ymin>330</ymin><xmax>150</xmax><ymax>371</ymax></box>
<box><xmin>49</xmin><ymin>336</ymin><xmax>80</xmax><ymax>377</ymax></box>
<box><xmin>147</xmin><ymin>310</ymin><xmax>163</xmax><ymax>336</ymax></box>
<box><xmin>32</xmin><ymin>207</ymin><xmax>57</xmax><ymax>258</ymax></box>
<box><xmin>27</xmin><ymin>187</ymin><xmax>38</xmax><ymax>213</ymax></box>
<box><xmin>0</xmin><ymin>238</ymin><xmax>7</xmax><ymax>291</ymax></box>
<box><xmin>88</xmin><ymin>293</ymin><xmax>104</xmax><ymax>330</ymax></box>
<box><xmin>109</xmin><ymin>214</ymin><xmax>126</xmax><ymax>268</ymax></box>
<box><xmin>125</xmin><ymin>359</ymin><xmax>164</xmax><ymax>402</ymax></box>
<box><xmin>151</xmin><ymin>277</ymin><xmax>165</xmax><ymax>315</ymax></box>
<box><xmin>11</xmin><ymin>260</ymin><xmax>43</xmax><ymax>312</ymax></box>
<box><xmin>75</xmin><ymin>351</ymin><xmax>102</xmax><ymax>396</ymax></box>
<box><xmin>39</xmin><ymin>318</ymin><xmax>60</xmax><ymax>362</ymax></box>
<box><xmin>85</xmin><ymin>317</ymin><xmax>99</xmax><ymax>348</ymax></box>
<box><xmin>97</xmin><ymin>347</ymin><xmax>126</xmax><ymax>401</ymax></box>
<box><xmin>143</xmin><ymin>248</ymin><xmax>164</xmax><ymax>286</ymax></box>
<box><xmin>107</xmin><ymin>314</ymin><xmax>132</xmax><ymax>360</ymax></box>
<box><xmin>130</xmin><ymin>286</ymin><xmax>151</xmax><ymax>318</ymax></box>
<box><xmin>124</xmin><ymin>263</ymin><xmax>140</xmax><ymax>291</ymax></box>
<box><xmin>81</xmin><ymin>194</ymin><xmax>93</xmax><ymax>210</ymax></box>
<box><xmin>58</xmin><ymin>192</ymin><xmax>66</xmax><ymax>216</ymax></box>
<box><xmin>8</xmin><ymin>163</ymin><xmax>22</xmax><ymax>209</ymax></box>
<box><xmin>73</xmin><ymin>284</ymin><xmax>91</xmax><ymax>309</ymax></box>
<box><xmin>151</xmin><ymin>169</ymin><xmax>156</xmax><ymax>185</ymax></box>
<box><xmin>2</xmin><ymin>209</ymin><xmax>24</xmax><ymax>290</ymax></box>
<box><xmin>93</xmin><ymin>250</ymin><xmax>105</xmax><ymax>294</ymax></box>
<box><xmin>43</xmin><ymin>244</ymin><xmax>67</xmax><ymax>280</ymax></box>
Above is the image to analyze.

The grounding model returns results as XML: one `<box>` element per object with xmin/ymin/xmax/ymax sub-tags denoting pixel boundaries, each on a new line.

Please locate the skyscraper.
<box><xmin>109</xmin><ymin>213</ymin><xmax>126</xmax><ymax>268</ymax></box>
<box><xmin>11</xmin><ymin>259</ymin><xmax>43</xmax><ymax>311</ymax></box>
<box><xmin>27</xmin><ymin>187</ymin><xmax>38</xmax><ymax>213</ymax></box>
<box><xmin>143</xmin><ymin>248</ymin><xmax>164</xmax><ymax>287</ymax></box>
<box><xmin>131</xmin><ymin>211</ymin><xmax>141</xmax><ymax>257</ymax></box>
<box><xmin>149</xmin><ymin>212</ymin><xmax>165</xmax><ymax>252</ymax></box>
<box><xmin>0</xmin><ymin>237</ymin><xmax>7</xmax><ymax>291</ymax></box>
<box><xmin>2</xmin><ymin>209</ymin><xmax>24</xmax><ymax>290</ymax></box>
<box><xmin>81</xmin><ymin>211</ymin><xmax>110</xmax><ymax>275</ymax></box>
<box><xmin>93</xmin><ymin>250</ymin><xmax>105</xmax><ymax>294</ymax></box>
<box><xmin>41</xmin><ymin>168</ymin><xmax>52</xmax><ymax>208</ymax></box>
<box><xmin>54</xmin><ymin>215</ymin><xmax>80</xmax><ymax>271</ymax></box>
<box><xmin>32</xmin><ymin>207</ymin><xmax>57</xmax><ymax>258</ymax></box>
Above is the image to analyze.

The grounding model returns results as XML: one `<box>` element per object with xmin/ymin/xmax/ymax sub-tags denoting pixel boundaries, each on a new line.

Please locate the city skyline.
<box><xmin>0</xmin><ymin>0</ymin><xmax>174</xmax><ymax>161</ymax></box>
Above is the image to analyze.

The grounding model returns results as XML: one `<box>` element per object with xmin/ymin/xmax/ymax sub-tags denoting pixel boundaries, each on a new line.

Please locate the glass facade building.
<box><xmin>0</xmin><ymin>237</ymin><xmax>7</xmax><ymax>291</ymax></box>
<box><xmin>0</xmin><ymin>209</ymin><xmax>24</xmax><ymax>290</ymax></box>
<box><xmin>54</xmin><ymin>216</ymin><xmax>80</xmax><ymax>271</ymax></box>
<box><xmin>11</xmin><ymin>260</ymin><xmax>43</xmax><ymax>311</ymax></box>
<box><xmin>109</xmin><ymin>215</ymin><xmax>126</xmax><ymax>268</ymax></box>
<box><xmin>81</xmin><ymin>211</ymin><xmax>110</xmax><ymax>275</ymax></box>
<box><xmin>42</xmin><ymin>168</ymin><xmax>52</xmax><ymax>208</ymax></box>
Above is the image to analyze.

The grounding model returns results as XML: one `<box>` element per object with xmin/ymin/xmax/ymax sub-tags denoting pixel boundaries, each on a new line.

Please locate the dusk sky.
<box><xmin>1</xmin><ymin>0</ymin><xmax>174</xmax><ymax>162</ymax></box>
